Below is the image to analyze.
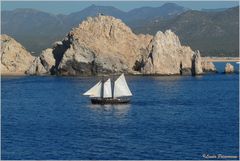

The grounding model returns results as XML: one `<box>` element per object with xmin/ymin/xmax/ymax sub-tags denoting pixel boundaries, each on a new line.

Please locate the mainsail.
<box><xmin>103</xmin><ymin>78</ymin><xmax>112</xmax><ymax>98</ymax></box>
<box><xmin>83</xmin><ymin>81</ymin><xmax>102</xmax><ymax>97</ymax></box>
<box><xmin>114</xmin><ymin>74</ymin><xmax>132</xmax><ymax>98</ymax></box>
<box><xmin>83</xmin><ymin>74</ymin><xmax>132</xmax><ymax>99</ymax></box>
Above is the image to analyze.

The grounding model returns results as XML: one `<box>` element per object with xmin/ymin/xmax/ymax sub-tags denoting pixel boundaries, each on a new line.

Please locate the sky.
<box><xmin>1</xmin><ymin>1</ymin><xmax>239</xmax><ymax>14</ymax></box>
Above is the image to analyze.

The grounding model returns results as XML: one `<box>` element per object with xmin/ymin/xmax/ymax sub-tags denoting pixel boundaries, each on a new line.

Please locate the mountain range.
<box><xmin>1</xmin><ymin>3</ymin><xmax>239</xmax><ymax>56</ymax></box>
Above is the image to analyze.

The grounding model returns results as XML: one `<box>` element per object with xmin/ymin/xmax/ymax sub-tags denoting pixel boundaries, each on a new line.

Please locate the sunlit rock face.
<box><xmin>201</xmin><ymin>60</ymin><xmax>217</xmax><ymax>73</ymax></box>
<box><xmin>26</xmin><ymin>48</ymin><xmax>56</xmax><ymax>75</ymax></box>
<box><xmin>224</xmin><ymin>63</ymin><xmax>234</xmax><ymax>73</ymax></box>
<box><xmin>0</xmin><ymin>34</ymin><xmax>34</xmax><ymax>75</ymax></box>
<box><xmin>141</xmin><ymin>30</ymin><xmax>196</xmax><ymax>75</ymax></box>
<box><xmin>26</xmin><ymin>57</ymin><xmax>48</xmax><ymax>75</ymax></box>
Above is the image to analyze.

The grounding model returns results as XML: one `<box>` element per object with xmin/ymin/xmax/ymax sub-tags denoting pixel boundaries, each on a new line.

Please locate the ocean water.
<box><xmin>1</xmin><ymin>63</ymin><xmax>239</xmax><ymax>160</ymax></box>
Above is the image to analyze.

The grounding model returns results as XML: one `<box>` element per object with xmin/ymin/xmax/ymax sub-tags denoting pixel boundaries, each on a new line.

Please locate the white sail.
<box><xmin>103</xmin><ymin>78</ymin><xmax>112</xmax><ymax>98</ymax></box>
<box><xmin>83</xmin><ymin>81</ymin><xmax>102</xmax><ymax>97</ymax></box>
<box><xmin>114</xmin><ymin>74</ymin><xmax>132</xmax><ymax>98</ymax></box>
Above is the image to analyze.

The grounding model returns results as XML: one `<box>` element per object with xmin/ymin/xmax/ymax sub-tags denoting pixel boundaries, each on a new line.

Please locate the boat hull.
<box><xmin>91</xmin><ymin>97</ymin><xmax>130</xmax><ymax>104</ymax></box>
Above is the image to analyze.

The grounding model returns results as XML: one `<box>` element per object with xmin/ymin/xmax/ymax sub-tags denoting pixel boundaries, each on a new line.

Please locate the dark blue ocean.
<box><xmin>1</xmin><ymin>63</ymin><xmax>239</xmax><ymax>160</ymax></box>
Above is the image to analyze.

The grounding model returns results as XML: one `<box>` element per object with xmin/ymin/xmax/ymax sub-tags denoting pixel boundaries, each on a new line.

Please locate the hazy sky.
<box><xmin>1</xmin><ymin>1</ymin><xmax>239</xmax><ymax>14</ymax></box>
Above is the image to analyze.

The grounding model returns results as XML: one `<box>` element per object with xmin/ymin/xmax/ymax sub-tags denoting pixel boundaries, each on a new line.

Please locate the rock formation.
<box><xmin>26</xmin><ymin>57</ymin><xmax>47</xmax><ymax>75</ymax></box>
<box><xmin>25</xmin><ymin>48</ymin><xmax>56</xmax><ymax>75</ymax></box>
<box><xmin>201</xmin><ymin>60</ymin><xmax>217</xmax><ymax>73</ymax></box>
<box><xmin>54</xmin><ymin>15</ymin><xmax>202</xmax><ymax>76</ymax></box>
<box><xmin>56</xmin><ymin>16</ymin><xmax>152</xmax><ymax>75</ymax></box>
<box><xmin>191</xmin><ymin>51</ymin><xmax>203</xmax><ymax>75</ymax></box>
<box><xmin>39</xmin><ymin>48</ymin><xmax>55</xmax><ymax>73</ymax></box>
<box><xmin>1</xmin><ymin>15</ymin><xmax>208</xmax><ymax>76</ymax></box>
<box><xmin>224</xmin><ymin>63</ymin><xmax>234</xmax><ymax>73</ymax></box>
<box><xmin>141</xmin><ymin>30</ymin><xmax>198</xmax><ymax>75</ymax></box>
<box><xmin>1</xmin><ymin>34</ymin><xmax>34</xmax><ymax>75</ymax></box>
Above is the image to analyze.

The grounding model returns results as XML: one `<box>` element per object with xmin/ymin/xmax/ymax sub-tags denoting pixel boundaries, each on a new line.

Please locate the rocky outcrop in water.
<box><xmin>56</xmin><ymin>16</ymin><xmax>152</xmax><ymax>75</ymax></box>
<box><xmin>141</xmin><ymin>30</ymin><xmax>199</xmax><ymax>75</ymax></box>
<box><xmin>1</xmin><ymin>34</ymin><xmax>34</xmax><ymax>75</ymax></box>
<box><xmin>224</xmin><ymin>63</ymin><xmax>234</xmax><ymax>73</ymax></box>
<box><xmin>53</xmin><ymin>15</ymin><xmax>202</xmax><ymax>76</ymax></box>
<box><xmin>191</xmin><ymin>51</ymin><xmax>203</xmax><ymax>75</ymax></box>
<box><xmin>201</xmin><ymin>60</ymin><xmax>217</xmax><ymax>73</ymax></box>
<box><xmin>1</xmin><ymin>16</ymin><xmax>208</xmax><ymax>76</ymax></box>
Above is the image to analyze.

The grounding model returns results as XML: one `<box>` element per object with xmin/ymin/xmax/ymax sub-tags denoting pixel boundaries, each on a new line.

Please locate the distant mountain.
<box><xmin>1</xmin><ymin>3</ymin><xmax>188</xmax><ymax>55</ymax></box>
<box><xmin>125</xmin><ymin>2</ymin><xmax>188</xmax><ymax>28</ymax></box>
<box><xmin>1</xmin><ymin>3</ymin><xmax>239</xmax><ymax>57</ymax></box>
<box><xmin>64</xmin><ymin>4</ymin><xmax>127</xmax><ymax>27</ymax></box>
<box><xmin>126</xmin><ymin>3</ymin><xmax>188</xmax><ymax>21</ymax></box>
<box><xmin>1</xmin><ymin>6</ymin><xmax>128</xmax><ymax>54</ymax></box>
<box><xmin>1</xmin><ymin>8</ymin><xmax>67</xmax><ymax>54</ymax></box>
<box><xmin>133</xmin><ymin>6</ymin><xmax>239</xmax><ymax>56</ymax></box>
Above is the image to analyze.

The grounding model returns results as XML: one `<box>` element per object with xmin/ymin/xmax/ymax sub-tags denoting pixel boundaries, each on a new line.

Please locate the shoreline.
<box><xmin>1</xmin><ymin>58</ymin><xmax>239</xmax><ymax>77</ymax></box>
<box><xmin>1</xmin><ymin>72</ymin><xmax>239</xmax><ymax>77</ymax></box>
<box><xmin>202</xmin><ymin>57</ymin><xmax>240</xmax><ymax>62</ymax></box>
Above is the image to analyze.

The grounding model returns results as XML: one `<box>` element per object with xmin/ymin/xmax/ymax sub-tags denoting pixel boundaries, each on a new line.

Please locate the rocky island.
<box><xmin>224</xmin><ymin>63</ymin><xmax>234</xmax><ymax>73</ymax></box>
<box><xmin>1</xmin><ymin>15</ymin><xmax>217</xmax><ymax>76</ymax></box>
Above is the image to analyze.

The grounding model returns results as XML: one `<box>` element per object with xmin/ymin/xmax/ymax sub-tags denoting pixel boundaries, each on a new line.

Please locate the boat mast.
<box><xmin>112</xmin><ymin>74</ymin><xmax>115</xmax><ymax>99</ymax></box>
<box><xmin>101</xmin><ymin>76</ymin><xmax>104</xmax><ymax>99</ymax></box>
<box><xmin>112</xmin><ymin>67</ymin><xmax>117</xmax><ymax>99</ymax></box>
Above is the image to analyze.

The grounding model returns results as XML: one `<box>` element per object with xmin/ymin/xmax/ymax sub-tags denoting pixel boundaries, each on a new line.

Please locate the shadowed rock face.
<box><xmin>0</xmin><ymin>34</ymin><xmax>34</xmax><ymax>75</ymax></box>
<box><xmin>57</xmin><ymin>40</ymin><xmax>95</xmax><ymax>75</ymax></box>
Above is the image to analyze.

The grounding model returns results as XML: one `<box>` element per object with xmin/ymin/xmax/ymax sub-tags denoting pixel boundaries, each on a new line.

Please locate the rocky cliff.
<box><xmin>1</xmin><ymin>35</ymin><xmax>34</xmax><ymax>75</ymax></box>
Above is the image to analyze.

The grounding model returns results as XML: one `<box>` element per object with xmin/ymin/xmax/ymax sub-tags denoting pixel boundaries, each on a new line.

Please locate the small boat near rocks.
<box><xmin>83</xmin><ymin>74</ymin><xmax>132</xmax><ymax>104</ymax></box>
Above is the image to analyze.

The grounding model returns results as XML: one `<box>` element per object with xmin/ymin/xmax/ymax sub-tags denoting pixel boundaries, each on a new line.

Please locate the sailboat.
<box><xmin>83</xmin><ymin>74</ymin><xmax>132</xmax><ymax>104</ymax></box>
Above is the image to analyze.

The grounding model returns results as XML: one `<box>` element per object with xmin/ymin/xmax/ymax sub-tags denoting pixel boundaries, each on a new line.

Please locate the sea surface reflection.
<box><xmin>88</xmin><ymin>104</ymin><xmax>131</xmax><ymax>118</ymax></box>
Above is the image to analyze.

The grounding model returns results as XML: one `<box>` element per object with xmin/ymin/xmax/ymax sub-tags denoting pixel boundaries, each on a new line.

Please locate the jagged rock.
<box><xmin>26</xmin><ymin>57</ymin><xmax>48</xmax><ymax>75</ymax></box>
<box><xmin>57</xmin><ymin>15</ymin><xmax>152</xmax><ymax>75</ymax></box>
<box><xmin>141</xmin><ymin>30</ymin><xmax>195</xmax><ymax>75</ymax></box>
<box><xmin>192</xmin><ymin>51</ymin><xmax>203</xmax><ymax>75</ymax></box>
<box><xmin>201</xmin><ymin>60</ymin><xmax>217</xmax><ymax>72</ymax></box>
<box><xmin>39</xmin><ymin>48</ymin><xmax>55</xmax><ymax>73</ymax></box>
<box><xmin>1</xmin><ymin>34</ymin><xmax>34</xmax><ymax>75</ymax></box>
<box><xmin>224</xmin><ymin>63</ymin><xmax>234</xmax><ymax>73</ymax></box>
